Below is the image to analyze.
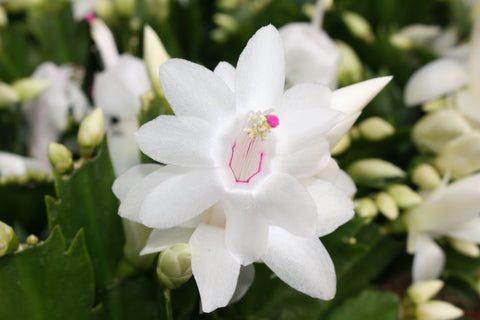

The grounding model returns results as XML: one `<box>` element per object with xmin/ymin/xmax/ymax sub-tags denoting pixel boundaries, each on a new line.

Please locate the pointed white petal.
<box><xmin>214</xmin><ymin>61</ymin><xmax>236</xmax><ymax>92</ymax></box>
<box><xmin>159</xmin><ymin>59</ymin><xmax>235</xmax><ymax>124</ymax></box>
<box><xmin>229</xmin><ymin>264</ymin><xmax>255</xmax><ymax>304</ymax></box>
<box><xmin>446</xmin><ymin>217</ymin><xmax>480</xmax><ymax>243</ymax></box>
<box><xmin>325</xmin><ymin>112</ymin><xmax>360</xmax><ymax>148</ymax></box>
<box><xmin>235</xmin><ymin>25</ymin><xmax>285</xmax><ymax>111</ymax></box>
<box><xmin>190</xmin><ymin>224</ymin><xmax>240</xmax><ymax>313</ymax></box>
<box><xmin>263</xmin><ymin>227</ymin><xmax>336</xmax><ymax>300</ymax></box>
<box><xmin>315</xmin><ymin>159</ymin><xmax>357</xmax><ymax>196</ymax></box>
<box><xmin>279</xmin><ymin>82</ymin><xmax>332</xmax><ymax>112</ymax></box>
<box><xmin>135</xmin><ymin>115</ymin><xmax>220</xmax><ymax>167</ymax></box>
<box><xmin>112</xmin><ymin>163</ymin><xmax>162</xmax><ymax>200</ymax></box>
<box><xmin>140</xmin><ymin>227</ymin><xmax>194</xmax><ymax>255</ymax></box>
<box><xmin>412</xmin><ymin>235</ymin><xmax>445</xmax><ymax>282</ymax></box>
<box><xmin>404</xmin><ymin>59</ymin><xmax>468</xmax><ymax>106</ymax></box>
<box><xmin>140</xmin><ymin>169</ymin><xmax>224</xmax><ymax>228</ymax></box>
<box><xmin>90</xmin><ymin>18</ymin><xmax>120</xmax><ymax>69</ymax></box>
<box><xmin>108</xmin><ymin>118</ymin><xmax>141</xmax><ymax>176</ymax></box>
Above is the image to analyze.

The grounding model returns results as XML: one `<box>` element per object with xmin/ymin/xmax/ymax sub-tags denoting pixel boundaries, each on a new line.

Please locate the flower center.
<box><xmin>228</xmin><ymin>111</ymin><xmax>279</xmax><ymax>183</ymax></box>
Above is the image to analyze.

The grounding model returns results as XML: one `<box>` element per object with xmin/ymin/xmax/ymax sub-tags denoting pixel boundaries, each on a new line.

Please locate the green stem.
<box><xmin>164</xmin><ymin>289</ymin><xmax>173</xmax><ymax>320</ymax></box>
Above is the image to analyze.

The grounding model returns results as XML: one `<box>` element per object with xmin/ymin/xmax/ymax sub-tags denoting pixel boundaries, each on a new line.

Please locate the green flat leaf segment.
<box><xmin>0</xmin><ymin>227</ymin><xmax>101</xmax><ymax>320</ymax></box>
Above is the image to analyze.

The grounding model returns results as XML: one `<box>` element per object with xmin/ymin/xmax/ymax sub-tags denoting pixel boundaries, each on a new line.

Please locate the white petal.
<box><xmin>258</xmin><ymin>173</ymin><xmax>318</xmax><ymax>237</ymax></box>
<box><xmin>140</xmin><ymin>168</ymin><xmax>224</xmax><ymax>228</ymax></box>
<box><xmin>278</xmin><ymin>82</ymin><xmax>332</xmax><ymax>112</ymax></box>
<box><xmin>135</xmin><ymin>115</ymin><xmax>219</xmax><ymax>167</ymax></box>
<box><xmin>222</xmin><ymin>192</ymin><xmax>270</xmax><ymax>265</ymax></box>
<box><xmin>456</xmin><ymin>90</ymin><xmax>480</xmax><ymax>124</ymax></box>
<box><xmin>229</xmin><ymin>264</ymin><xmax>255</xmax><ymax>304</ymax></box>
<box><xmin>214</xmin><ymin>61</ymin><xmax>236</xmax><ymax>92</ymax></box>
<box><xmin>404</xmin><ymin>59</ymin><xmax>468</xmax><ymax>106</ymax></box>
<box><xmin>90</xmin><ymin>18</ymin><xmax>120</xmax><ymax>69</ymax></box>
<box><xmin>315</xmin><ymin>159</ymin><xmax>357</xmax><ymax>196</ymax></box>
<box><xmin>412</xmin><ymin>235</ymin><xmax>445</xmax><ymax>282</ymax></box>
<box><xmin>112</xmin><ymin>163</ymin><xmax>162</xmax><ymax>200</ymax></box>
<box><xmin>0</xmin><ymin>152</ymin><xmax>50</xmax><ymax>176</ymax></box>
<box><xmin>331</xmin><ymin>76</ymin><xmax>392</xmax><ymax>115</ymax></box>
<box><xmin>469</xmin><ymin>14</ymin><xmax>480</xmax><ymax>92</ymax></box>
<box><xmin>107</xmin><ymin>118</ymin><xmax>141</xmax><ymax>176</ymax></box>
<box><xmin>159</xmin><ymin>59</ymin><xmax>235</xmax><ymax>124</ymax></box>
<box><xmin>306</xmin><ymin>179</ymin><xmax>355</xmax><ymax>237</ymax></box>
<box><xmin>235</xmin><ymin>25</ymin><xmax>285</xmax><ymax>111</ymax></box>
<box><xmin>446</xmin><ymin>218</ymin><xmax>480</xmax><ymax>243</ymax></box>
<box><xmin>263</xmin><ymin>227</ymin><xmax>336</xmax><ymax>300</ymax></box>
<box><xmin>325</xmin><ymin>112</ymin><xmax>360</xmax><ymax>148</ymax></box>
<box><xmin>140</xmin><ymin>227</ymin><xmax>194</xmax><ymax>255</ymax></box>
<box><xmin>190</xmin><ymin>224</ymin><xmax>240</xmax><ymax>313</ymax></box>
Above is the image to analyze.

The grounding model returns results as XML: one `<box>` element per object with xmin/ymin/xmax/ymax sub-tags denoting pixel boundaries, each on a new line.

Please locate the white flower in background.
<box><xmin>406</xmin><ymin>173</ymin><xmax>480</xmax><ymax>282</ymax></box>
<box><xmin>22</xmin><ymin>62</ymin><xmax>90</xmax><ymax>164</ymax></box>
<box><xmin>89</xmin><ymin>17</ymin><xmax>151</xmax><ymax>175</ymax></box>
<box><xmin>279</xmin><ymin>0</ymin><xmax>340</xmax><ymax>89</ymax></box>
<box><xmin>0</xmin><ymin>151</ymin><xmax>50</xmax><ymax>177</ymax></box>
<box><xmin>390</xmin><ymin>24</ymin><xmax>458</xmax><ymax>55</ymax></box>
<box><xmin>113</xmin><ymin>25</ymin><xmax>390</xmax><ymax>311</ymax></box>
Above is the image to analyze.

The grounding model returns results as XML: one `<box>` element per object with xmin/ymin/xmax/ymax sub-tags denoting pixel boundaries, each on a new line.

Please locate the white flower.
<box><xmin>22</xmin><ymin>62</ymin><xmax>90</xmax><ymax>164</ymax></box>
<box><xmin>89</xmin><ymin>17</ymin><xmax>151</xmax><ymax>175</ymax></box>
<box><xmin>406</xmin><ymin>173</ymin><xmax>480</xmax><ymax>282</ymax></box>
<box><xmin>0</xmin><ymin>151</ymin><xmax>50</xmax><ymax>177</ymax></box>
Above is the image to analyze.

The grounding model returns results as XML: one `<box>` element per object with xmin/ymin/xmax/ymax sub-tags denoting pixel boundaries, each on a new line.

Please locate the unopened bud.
<box><xmin>0</xmin><ymin>221</ymin><xmax>19</xmax><ymax>256</ymax></box>
<box><xmin>354</xmin><ymin>198</ymin><xmax>378</xmax><ymax>219</ymax></box>
<box><xmin>331</xmin><ymin>134</ymin><xmax>351</xmax><ymax>156</ymax></box>
<box><xmin>390</xmin><ymin>33</ymin><xmax>413</xmax><ymax>50</ymax></box>
<box><xmin>449</xmin><ymin>237</ymin><xmax>480</xmax><ymax>258</ymax></box>
<box><xmin>113</xmin><ymin>0</ymin><xmax>135</xmax><ymax>17</ymax></box>
<box><xmin>335</xmin><ymin>40</ymin><xmax>363</xmax><ymax>86</ymax></box>
<box><xmin>387</xmin><ymin>184</ymin><xmax>422</xmax><ymax>209</ymax></box>
<box><xmin>416</xmin><ymin>301</ymin><xmax>463</xmax><ymax>320</ymax></box>
<box><xmin>26</xmin><ymin>234</ymin><xmax>39</xmax><ymax>246</ymax></box>
<box><xmin>412</xmin><ymin>163</ymin><xmax>441</xmax><ymax>190</ymax></box>
<box><xmin>407</xmin><ymin>280</ymin><xmax>443</xmax><ymax>304</ymax></box>
<box><xmin>213</xmin><ymin>13</ymin><xmax>239</xmax><ymax>34</ymax></box>
<box><xmin>358</xmin><ymin>117</ymin><xmax>395</xmax><ymax>141</ymax></box>
<box><xmin>342</xmin><ymin>11</ymin><xmax>374</xmax><ymax>43</ymax></box>
<box><xmin>0</xmin><ymin>5</ymin><xmax>8</xmax><ymax>27</ymax></box>
<box><xmin>374</xmin><ymin>192</ymin><xmax>399</xmax><ymax>220</ymax></box>
<box><xmin>422</xmin><ymin>98</ymin><xmax>447</xmax><ymax>112</ymax></box>
<box><xmin>78</xmin><ymin>108</ymin><xmax>105</xmax><ymax>158</ymax></box>
<box><xmin>0</xmin><ymin>82</ymin><xmax>20</xmax><ymax>108</ymax></box>
<box><xmin>349</xmin><ymin>126</ymin><xmax>361</xmax><ymax>140</ymax></box>
<box><xmin>143</xmin><ymin>25</ymin><xmax>170</xmax><ymax>98</ymax></box>
<box><xmin>436</xmin><ymin>131</ymin><xmax>480</xmax><ymax>179</ymax></box>
<box><xmin>156</xmin><ymin>243</ymin><xmax>192</xmax><ymax>289</ymax></box>
<box><xmin>346</xmin><ymin>158</ymin><xmax>405</xmax><ymax>186</ymax></box>
<box><xmin>12</xmin><ymin>78</ymin><xmax>50</xmax><ymax>102</ymax></box>
<box><xmin>48</xmin><ymin>142</ymin><xmax>73</xmax><ymax>174</ymax></box>
<box><xmin>123</xmin><ymin>220</ymin><xmax>155</xmax><ymax>269</ymax></box>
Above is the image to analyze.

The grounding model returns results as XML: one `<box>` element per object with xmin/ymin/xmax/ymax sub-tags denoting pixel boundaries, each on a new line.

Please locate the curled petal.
<box><xmin>412</xmin><ymin>235</ymin><xmax>445</xmax><ymax>282</ymax></box>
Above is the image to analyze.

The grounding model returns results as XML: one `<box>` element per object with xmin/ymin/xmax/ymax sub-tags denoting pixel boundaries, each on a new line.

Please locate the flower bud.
<box><xmin>113</xmin><ymin>0</ymin><xmax>135</xmax><ymax>17</ymax></box>
<box><xmin>449</xmin><ymin>237</ymin><xmax>480</xmax><ymax>258</ymax></box>
<box><xmin>156</xmin><ymin>243</ymin><xmax>192</xmax><ymax>289</ymax></box>
<box><xmin>0</xmin><ymin>221</ymin><xmax>19</xmax><ymax>256</ymax></box>
<box><xmin>412</xmin><ymin>109</ymin><xmax>471</xmax><ymax>153</ymax></box>
<box><xmin>26</xmin><ymin>234</ymin><xmax>39</xmax><ymax>246</ymax></box>
<box><xmin>143</xmin><ymin>25</ymin><xmax>170</xmax><ymax>98</ymax></box>
<box><xmin>342</xmin><ymin>11</ymin><xmax>374</xmax><ymax>43</ymax></box>
<box><xmin>48</xmin><ymin>142</ymin><xmax>73</xmax><ymax>174</ymax></box>
<box><xmin>213</xmin><ymin>13</ymin><xmax>239</xmax><ymax>34</ymax></box>
<box><xmin>123</xmin><ymin>220</ymin><xmax>155</xmax><ymax>269</ymax></box>
<box><xmin>346</xmin><ymin>158</ymin><xmax>405</xmax><ymax>186</ymax></box>
<box><xmin>358</xmin><ymin>117</ymin><xmax>395</xmax><ymax>141</ymax></box>
<box><xmin>354</xmin><ymin>198</ymin><xmax>378</xmax><ymax>219</ymax></box>
<box><xmin>0</xmin><ymin>81</ymin><xmax>19</xmax><ymax>108</ymax></box>
<box><xmin>387</xmin><ymin>184</ymin><xmax>422</xmax><ymax>209</ymax></box>
<box><xmin>11</xmin><ymin>78</ymin><xmax>50</xmax><ymax>102</ymax></box>
<box><xmin>78</xmin><ymin>108</ymin><xmax>105</xmax><ymax>158</ymax></box>
<box><xmin>416</xmin><ymin>301</ymin><xmax>463</xmax><ymax>320</ymax></box>
<box><xmin>374</xmin><ymin>192</ymin><xmax>399</xmax><ymax>220</ymax></box>
<box><xmin>390</xmin><ymin>33</ymin><xmax>413</xmax><ymax>50</ymax></box>
<box><xmin>0</xmin><ymin>5</ymin><xmax>8</xmax><ymax>27</ymax></box>
<box><xmin>407</xmin><ymin>280</ymin><xmax>443</xmax><ymax>304</ymax></box>
<box><xmin>411</xmin><ymin>163</ymin><xmax>441</xmax><ymax>190</ymax></box>
<box><xmin>436</xmin><ymin>131</ymin><xmax>480</xmax><ymax>179</ymax></box>
<box><xmin>422</xmin><ymin>98</ymin><xmax>447</xmax><ymax>112</ymax></box>
<box><xmin>331</xmin><ymin>134</ymin><xmax>351</xmax><ymax>156</ymax></box>
<box><xmin>335</xmin><ymin>40</ymin><xmax>363</xmax><ymax>86</ymax></box>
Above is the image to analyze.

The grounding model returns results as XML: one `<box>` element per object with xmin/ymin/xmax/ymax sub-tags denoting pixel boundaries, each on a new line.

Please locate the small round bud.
<box><xmin>26</xmin><ymin>234</ymin><xmax>39</xmax><ymax>246</ymax></box>
<box><xmin>0</xmin><ymin>221</ymin><xmax>19</xmax><ymax>256</ymax></box>
<box><xmin>411</xmin><ymin>163</ymin><xmax>441</xmax><ymax>190</ymax></box>
<box><xmin>342</xmin><ymin>11</ymin><xmax>374</xmax><ymax>43</ymax></box>
<box><xmin>407</xmin><ymin>280</ymin><xmax>443</xmax><ymax>304</ymax></box>
<box><xmin>48</xmin><ymin>142</ymin><xmax>73</xmax><ymax>174</ymax></box>
<box><xmin>156</xmin><ymin>243</ymin><xmax>192</xmax><ymax>289</ymax></box>
<box><xmin>354</xmin><ymin>198</ymin><xmax>378</xmax><ymax>219</ymax></box>
<box><xmin>358</xmin><ymin>117</ymin><xmax>395</xmax><ymax>141</ymax></box>
<box><xmin>78</xmin><ymin>108</ymin><xmax>105</xmax><ymax>158</ymax></box>
<box><xmin>346</xmin><ymin>158</ymin><xmax>405</xmax><ymax>186</ymax></box>
<box><xmin>387</xmin><ymin>184</ymin><xmax>423</xmax><ymax>209</ymax></box>
<box><xmin>12</xmin><ymin>78</ymin><xmax>50</xmax><ymax>102</ymax></box>
<box><xmin>374</xmin><ymin>192</ymin><xmax>399</xmax><ymax>220</ymax></box>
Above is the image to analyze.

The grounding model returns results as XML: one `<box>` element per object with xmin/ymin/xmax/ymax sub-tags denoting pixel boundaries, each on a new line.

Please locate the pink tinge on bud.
<box><xmin>85</xmin><ymin>13</ymin><xmax>96</xmax><ymax>24</ymax></box>
<box><xmin>266</xmin><ymin>114</ymin><xmax>279</xmax><ymax>128</ymax></box>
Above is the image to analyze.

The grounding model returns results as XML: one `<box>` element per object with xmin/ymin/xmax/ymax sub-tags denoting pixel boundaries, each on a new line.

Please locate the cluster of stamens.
<box><xmin>243</xmin><ymin>111</ymin><xmax>280</xmax><ymax>141</ymax></box>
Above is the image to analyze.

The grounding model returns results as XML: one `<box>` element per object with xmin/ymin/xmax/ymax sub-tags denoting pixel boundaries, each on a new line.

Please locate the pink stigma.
<box><xmin>85</xmin><ymin>13</ymin><xmax>95</xmax><ymax>24</ymax></box>
<box><xmin>266</xmin><ymin>114</ymin><xmax>279</xmax><ymax>128</ymax></box>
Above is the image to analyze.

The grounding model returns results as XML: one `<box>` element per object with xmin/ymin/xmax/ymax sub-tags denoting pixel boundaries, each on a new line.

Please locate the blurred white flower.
<box><xmin>0</xmin><ymin>151</ymin><xmax>50</xmax><ymax>177</ymax></box>
<box><xmin>406</xmin><ymin>173</ymin><xmax>480</xmax><ymax>281</ymax></box>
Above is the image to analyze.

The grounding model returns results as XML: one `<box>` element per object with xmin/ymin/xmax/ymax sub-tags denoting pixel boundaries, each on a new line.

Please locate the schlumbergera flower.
<box><xmin>113</xmin><ymin>25</ymin><xmax>391</xmax><ymax>312</ymax></box>
<box><xmin>406</xmin><ymin>173</ymin><xmax>480</xmax><ymax>282</ymax></box>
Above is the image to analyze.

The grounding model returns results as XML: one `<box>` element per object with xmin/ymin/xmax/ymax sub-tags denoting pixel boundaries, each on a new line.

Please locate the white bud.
<box><xmin>48</xmin><ymin>142</ymin><xmax>73</xmax><ymax>174</ymax></box>
<box><xmin>77</xmin><ymin>108</ymin><xmax>105</xmax><ymax>158</ymax></box>
<box><xmin>422</xmin><ymin>98</ymin><xmax>447</xmax><ymax>112</ymax></box>
<box><xmin>143</xmin><ymin>25</ymin><xmax>170</xmax><ymax>98</ymax></box>
<box><xmin>449</xmin><ymin>237</ymin><xmax>480</xmax><ymax>258</ymax></box>
<box><xmin>346</xmin><ymin>158</ymin><xmax>405</xmax><ymax>185</ymax></box>
<box><xmin>12</xmin><ymin>78</ymin><xmax>50</xmax><ymax>102</ymax></box>
<box><xmin>335</xmin><ymin>40</ymin><xmax>363</xmax><ymax>86</ymax></box>
<box><xmin>436</xmin><ymin>131</ymin><xmax>480</xmax><ymax>179</ymax></box>
<box><xmin>390</xmin><ymin>33</ymin><xmax>414</xmax><ymax>50</ymax></box>
<box><xmin>416</xmin><ymin>301</ymin><xmax>464</xmax><ymax>320</ymax></box>
<box><xmin>387</xmin><ymin>184</ymin><xmax>423</xmax><ymax>209</ymax></box>
<box><xmin>412</xmin><ymin>163</ymin><xmax>442</xmax><ymax>190</ymax></box>
<box><xmin>0</xmin><ymin>221</ymin><xmax>18</xmax><ymax>256</ymax></box>
<box><xmin>331</xmin><ymin>134</ymin><xmax>351</xmax><ymax>156</ymax></box>
<box><xmin>156</xmin><ymin>243</ymin><xmax>192</xmax><ymax>289</ymax></box>
<box><xmin>374</xmin><ymin>192</ymin><xmax>399</xmax><ymax>220</ymax></box>
<box><xmin>0</xmin><ymin>81</ymin><xmax>19</xmax><ymax>108</ymax></box>
<box><xmin>407</xmin><ymin>280</ymin><xmax>443</xmax><ymax>304</ymax></box>
<box><xmin>342</xmin><ymin>11</ymin><xmax>374</xmax><ymax>43</ymax></box>
<box><xmin>0</xmin><ymin>5</ymin><xmax>8</xmax><ymax>27</ymax></box>
<box><xmin>354</xmin><ymin>198</ymin><xmax>378</xmax><ymax>219</ymax></box>
<box><xmin>358</xmin><ymin>117</ymin><xmax>395</xmax><ymax>141</ymax></box>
